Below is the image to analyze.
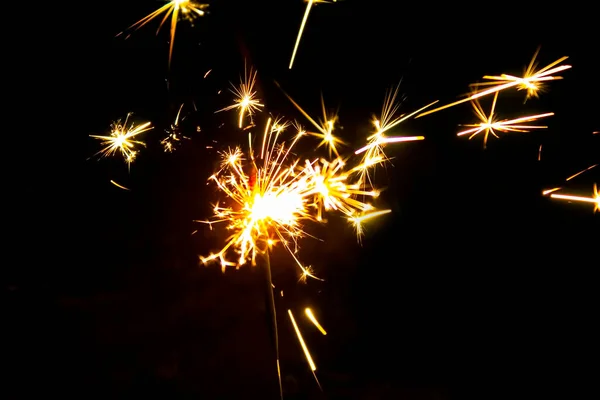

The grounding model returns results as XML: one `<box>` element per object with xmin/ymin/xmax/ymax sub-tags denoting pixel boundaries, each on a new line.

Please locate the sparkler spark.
<box><xmin>277</xmin><ymin>87</ymin><xmax>344</xmax><ymax>157</ymax></box>
<box><xmin>305</xmin><ymin>308</ymin><xmax>327</xmax><ymax>335</ymax></box>
<box><xmin>110</xmin><ymin>180</ymin><xmax>130</xmax><ymax>191</ymax></box>
<box><xmin>216</xmin><ymin>64</ymin><xmax>264</xmax><ymax>129</ymax></box>
<box><xmin>161</xmin><ymin>104</ymin><xmax>189</xmax><ymax>152</ymax></box>
<box><xmin>117</xmin><ymin>0</ymin><xmax>209</xmax><ymax>68</ymax></box>
<box><xmin>550</xmin><ymin>184</ymin><xmax>600</xmax><ymax>213</ymax></box>
<box><xmin>457</xmin><ymin>92</ymin><xmax>553</xmax><ymax>148</ymax></box>
<box><xmin>417</xmin><ymin>49</ymin><xmax>571</xmax><ymax>118</ymax></box>
<box><xmin>89</xmin><ymin>113</ymin><xmax>153</xmax><ymax>170</ymax></box>
<box><xmin>353</xmin><ymin>84</ymin><xmax>436</xmax><ymax>188</ymax></box>
<box><xmin>289</xmin><ymin>0</ymin><xmax>336</xmax><ymax>70</ymax></box>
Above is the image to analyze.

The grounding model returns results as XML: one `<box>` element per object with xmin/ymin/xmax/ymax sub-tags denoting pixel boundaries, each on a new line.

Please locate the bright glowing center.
<box><xmin>251</xmin><ymin>192</ymin><xmax>302</xmax><ymax>225</ymax></box>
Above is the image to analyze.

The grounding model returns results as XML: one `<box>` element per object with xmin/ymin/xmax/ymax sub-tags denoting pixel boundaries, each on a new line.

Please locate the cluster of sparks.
<box><xmin>161</xmin><ymin>104</ymin><xmax>190</xmax><ymax>152</ymax></box>
<box><xmin>117</xmin><ymin>0</ymin><xmax>209</xmax><ymax>67</ymax></box>
<box><xmin>415</xmin><ymin>48</ymin><xmax>571</xmax><ymax>148</ymax></box>
<box><xmin>89</xmin><ymin>113</ymin><xmax>153</xmax><ymax>170</ymax></box>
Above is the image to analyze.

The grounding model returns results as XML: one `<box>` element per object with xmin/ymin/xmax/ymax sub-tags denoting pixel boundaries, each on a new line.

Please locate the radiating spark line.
<box><xmin>116</xmin><ymin>1</ymin><xmax>209</xmax><ymax>68</ymax></box>
<box><xmin>89</xmin><ymin>113</ymin><xmax>152</xmax><ymax>170</ymax></box>
<box><xmin>566</xmin><ymin>164</ymin><xmax>597</xmax><ymax>181</ymax></box>
<box><xmin>457</xmin><ymin>92</ymin><xmax>553</xmax><ymax>148</ymax></box>
<box><xmin>538</xmin><ymin>145</ymin><xmax>542</xmax><ymax>161</ymax></box>
<box><xmin>289</xmin><ymin>309</ymin><xmax>316</xmax><ymax>371</ymax></box>
<box><xmin>542</xmin><ymin>188</ymin><xmax>561</xmax><ymax>195</ymax></box>
<box><xmin>110</xmin><ymin>180</ymin><xmax>130</xmax><ymax>191</ymax></box>
<box><xmin>289</xmin><ymin>1</ymin><xmax>336</xmax><ymax>69</ymax></box>
<box><xmin>550</xmin><ymin>184</ymin><xmax>599</xmax><ymax>212</ymax></box>
<box><xmin>417</xmin><ymin>49</ymin><xmax>571</xmax><ymax>118</ymax></box>
<box><xmin>204</xmin><ymin>69</ymin><xmax>212</xmax><ymax>78</ymax></box>
<box><xmin>216</xmin><ymin>63</ymin><xmax>264</xmax><ymax>128</ymax></box>
<box><xmin>305</xmin><ymin>308</ymin><xmax>327</xmax><ymax>335</ymax></box>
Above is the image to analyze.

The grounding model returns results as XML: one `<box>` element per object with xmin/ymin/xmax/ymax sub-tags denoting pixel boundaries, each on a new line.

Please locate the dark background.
<box><xmin>8</xmin><ymin>1</ymin><xmax>598</xmax><ymax>398</ymax></box>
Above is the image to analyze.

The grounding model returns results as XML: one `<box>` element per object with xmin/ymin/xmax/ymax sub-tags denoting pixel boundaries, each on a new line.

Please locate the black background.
<box><xmin>8</xmin><ymin>1</ymin><xmax>599</xmax><ymax>399</ymax></box>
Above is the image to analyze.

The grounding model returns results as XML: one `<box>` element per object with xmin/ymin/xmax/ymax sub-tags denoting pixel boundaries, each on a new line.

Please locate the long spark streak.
<box><xmin>288</xmin><ymin>309</ymin><xmax>316</xmax><ymax>371</ymax></box>
<box><xmin>550</xmin><ymin>184</ymin><xmax>600</xmax><ymax>213</ymax></box>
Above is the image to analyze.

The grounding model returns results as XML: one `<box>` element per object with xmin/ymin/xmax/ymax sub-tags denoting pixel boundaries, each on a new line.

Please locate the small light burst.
<box><xmin>418</xmin><ymin>49</ymin><xmax>571</xmax><ymax>118</ymax></box>
<box><xmin>161</xmin><ymin>103</ymin><xmax>190</xmax><ymax>152</ymax></box>
<box><xmin>216</xmin><ymin>64</ymin><xmax>264</xmax><ymax>128</ymax></box>
<box><xmin>354</xmin><ymin>83</ymin><xmax>436</xmax><ymax>188</ymax></box>
<box><xmin>457</xmin><ymin>92</ymin><xmax>553</xmax><ymax>148</ymax></box>
<box><xmin>117</xmin><ymin>0</ymin><xmax>209</xmax><ymax>67</ymax></box>
<box><xmin>89</xmin><ymin>113</ymin><xmax>153</xmax><ymax>170</ymax></box>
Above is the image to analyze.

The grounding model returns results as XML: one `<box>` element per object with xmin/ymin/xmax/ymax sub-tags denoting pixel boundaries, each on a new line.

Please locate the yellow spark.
<box><xmin>550</xmin><ymin>184</ymin><xmax>599</xmax><ymax>213</ymax></box>
<box><xmin>288</xmin><ymin>309</ymin><xmax>316</xmax><ymax>371</ymax></box>
<box><xmin>353</xmin><ymin>84</ymin><xmax>435</xmax><ymax>188</ymax></box>
<box><xmin>457</xmin><ymin>92</ymin><xmax>553</xmax><ymax>148</ymax></box>
<box><xmin>305</xmin><ymin>308</ymin><xmax>327</xmax><ymax>335</ymax></box>
<box><xmin>110</xmin><ymin>180</ymin><xmax>130</xmax><ymax>191</ymax></box>
<box><xmin>538</xmin><ymin>145</ymin><xmax>542</xmax><ymax>161</ymax></box>
<box><xmin>216</xmin><ymin>64</ymin><xmax>264</xmax><ymax>129</ymax></box>
<box><xmin>161</xmin><ymin>103</ymin><xmax>189</xmax><ymax>152</ymax></box>
<box><xmin>117</xmin><ymin>1</ymin><xmax>208</xmax><ymax>68</ymax></box>
<box><xmin>277</xmin><ymin>84</ymin><xmax>345</xmax><ymax>157</ymax></box>
<box><xmin>204</xmin><ymin>69</ymin><xmax>212</xmax><ymax>78</ymax></box>
<box><xmin>542</xmin><ymin>188</ymin><xmax>561</xmax><ymax>196</ymax></box>
<box><xmin>418</xmin><ymin>49</ymin><xmax>571</xmax><ymax>118</ymax></box>
<box><xmin>566</xmin><ymin>164</ymin><xmax>598</xmax><ymax>181</ymax></box>
<box><xmin>289</xmin><ymin>0</ymin><xmax>336</xmax><ymax>70</ymax></box>
<box><xmin>89</xmin><ymin>113</ymin><xmax>153</xmax><ymax>170</ymax></box>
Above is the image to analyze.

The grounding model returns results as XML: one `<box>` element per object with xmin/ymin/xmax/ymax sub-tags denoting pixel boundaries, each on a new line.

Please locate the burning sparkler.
<box><xmin>216</xmin><ymin>64</ymin><xmax>264</xmax><ymax>129</ymax></box>
<box><xmin>417</xmin><ymin>48</ymin><xmax>571</xmax><ymax>118</ymax></box>
<box><xmin>161</xmin><ymin>104</ymin><xmax>190</xmax><ymax>152</ymax></box>
<box><xmin>117</xmin><ymin>0</ymin><xmax>209</xmax><ymax>68</ymax></box>
<box><xmin>198</xmin><ymin>115</ymin><xmax>388</xmax><ymax>276</ymax></box>
<box><xmin>89</xmin><ymin>113</ymin><xmax>153</xmax><ymax>170</ymax></box>
<box><xmin>457</xmin><ymin>92</ymin><xmax>553</xmax><ymax>148</ymax></box>
<box><xmin>289</xmin><ymin>0</ymin><xmax>337</xmax><ymax>70</ymax></box>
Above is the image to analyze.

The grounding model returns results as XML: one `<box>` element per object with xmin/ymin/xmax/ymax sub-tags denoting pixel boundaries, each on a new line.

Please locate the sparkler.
<box><xmin>457</xmin><ymin>92</ymin><xmax>553</xmax><ymax>148</ymax></box>
<box><xmin>198</xmin><ymin>114</ymin><xmax>388</xmax><ymax>275</ymax></box>
<box><xmin>216</xmin><ymin>64</ymin><xmax>264</xmax><ymax>129</ymax></box>
<box><xmin>161</xmin><ymin>104</ymin><xmax>189</xmax><ymax>152</ymax></box>
<box><xmin>417</xmin><ymin>49</ymin><xmax>571</xmax><ymax>118</ymax></box>
<box><xmin>89</xmin><ymin>113</ymin><xmax>153</xmax><ymax>170</ymax></box>
<box><xmin>289</xmin><ymin>0</ymin><xmax>337</xmax><ymax>69</ymax></box>
<box><xmin>117</xmin><ymin>0</ymin><xmax>209</xmax><ymax>68</ymax></box>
